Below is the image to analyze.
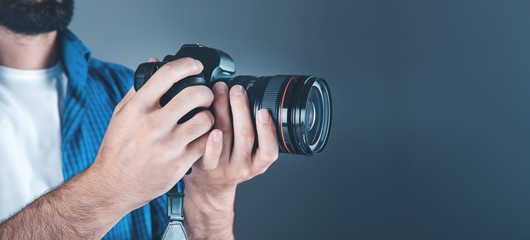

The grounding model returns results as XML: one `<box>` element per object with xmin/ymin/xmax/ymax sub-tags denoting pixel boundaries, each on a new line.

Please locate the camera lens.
<box><xmin>226</xmin><ymin>75</ymin><xmax>332</xmax><ymax>155</ymax></box>
<box><xmin>306</xmin><ymin>82</ymin><xmax>329</xmax><ymax>151</ymax></box>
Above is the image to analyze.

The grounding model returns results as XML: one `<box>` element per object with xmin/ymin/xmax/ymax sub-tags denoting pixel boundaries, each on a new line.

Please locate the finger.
<box><xmin>212</xmin><ymin>82</ymin><xmax>233</xmax><ymax>165</ymax></box>
<box><xmin>158</xmin><ymin>85</ymin><xmax>214</xmax><ymax>124</ymax></box>
<box><xmin>132</xmin><ymin>57</ymin><xmax>203</xmax><ymax>109</ymax></box>
<box><xmin>172</xmin><ymin>133</ymin><xmax>209</xmax><ymax>177</ymax></box>
<box><xmin>251</xmin><ymin>109</ymin><xmax>279</xmax><ymax>175</ymax></box>
<box><xmin>116</xmin><ymin>57</ymin><xmax>160</xmax><ymax>113</ymax></box>
<box><xmin>229</xmin><ymin>85</ymin><xmax>255</xmax><ymax>165</ymax></box>
<box><xmin>172</xmin><ymin>110</ymin><xmax>215</xmax><ymax>146</ymax></box>
<box><xmin>148</xmin><ymin>57</ymin><xmax>160</xmax><ymax>62</ymax></box>
<box><xmin>193</xmin><ymin>129</ymin><xmax>223</xmax><ymax>172</ymax></box>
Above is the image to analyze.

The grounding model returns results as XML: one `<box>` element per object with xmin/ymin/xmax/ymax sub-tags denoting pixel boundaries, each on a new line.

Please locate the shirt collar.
<box><xmin>59</xmin><ymin>29</ymin><xmax>90</xmax><ymax>146</ymax></box>
<box><xmin>59</xmin><ymin>28</ymin><xmax>91</xmax><ymax>88</ymax></box>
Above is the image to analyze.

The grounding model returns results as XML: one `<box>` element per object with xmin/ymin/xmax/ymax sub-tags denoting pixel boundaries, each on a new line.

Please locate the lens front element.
<box><xmin>303</xmin><ymin>79</ymin><xmax>332</xmax><ymax>153</ymax></box>
<box><xmin>305</xmin><ymin>84</ymin><xmax>324</xmax><ymax>150</ymax></box>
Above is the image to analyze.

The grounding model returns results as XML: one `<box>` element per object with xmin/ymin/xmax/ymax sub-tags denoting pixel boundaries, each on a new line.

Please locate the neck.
<box><xmin>0</xmin><ymin>27</ymin><xmax>60</xmax><ymax>70</ymax></box>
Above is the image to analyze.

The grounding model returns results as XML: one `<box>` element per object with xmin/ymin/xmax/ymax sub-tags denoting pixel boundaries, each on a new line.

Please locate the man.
<box><xmin>0</xmin><ymin>0</ymin><xmax>279</xmax><ymax>239</ymax></box>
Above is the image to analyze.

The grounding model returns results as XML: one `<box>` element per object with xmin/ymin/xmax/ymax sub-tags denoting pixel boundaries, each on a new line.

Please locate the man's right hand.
<box><xmin>1</xmin><ymin>57</ymin><xmax>224</xmax><ymax>239</ymax></box>
<box><xmin>87</xmin><ymin>57</ymin><xmax>223</xmax><ymax>213</ymax></box>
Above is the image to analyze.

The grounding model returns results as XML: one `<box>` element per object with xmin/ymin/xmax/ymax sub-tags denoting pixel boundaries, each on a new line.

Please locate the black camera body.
<box><xmin>134</xmin><ymin>44</ymin><xmax>236</xmax><ymax>106</ymax></box>
<box><xmin>134</xmin><ymin>44</ymin><xmax>332</xmax><ymax>155</ymax></box>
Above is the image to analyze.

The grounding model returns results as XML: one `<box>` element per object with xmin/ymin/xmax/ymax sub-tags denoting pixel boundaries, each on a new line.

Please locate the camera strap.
<box><xmin>161</xmin><ymin>181</ymin><xmax>188</xmax><ymax>240</ymax></box>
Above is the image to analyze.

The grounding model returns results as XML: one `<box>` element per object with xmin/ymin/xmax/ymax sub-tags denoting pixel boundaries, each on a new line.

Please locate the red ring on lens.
<box><xmin>280</xmin><ymin>75</ymin><xmax>296</xmax><ymax>154</ymax></box>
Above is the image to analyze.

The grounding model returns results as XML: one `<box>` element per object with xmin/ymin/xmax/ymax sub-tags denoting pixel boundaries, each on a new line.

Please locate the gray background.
<box><xmin>70</xmin><ymin>0</ymin><xmax>530</xmax><ymax>239</ymax></box>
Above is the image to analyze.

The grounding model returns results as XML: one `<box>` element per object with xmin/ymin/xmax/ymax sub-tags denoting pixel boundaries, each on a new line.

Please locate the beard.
<box><xmin>0</xmin><ymin>0</ymin><xmax>74</xmax><ymax>35</ymax></box>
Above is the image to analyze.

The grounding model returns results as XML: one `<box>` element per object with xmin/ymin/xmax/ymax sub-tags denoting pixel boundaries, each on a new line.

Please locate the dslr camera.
<box><xmin>134</xmin><ymin>44</ymin><xmax>332</xmax><ymax>155</ymax></box>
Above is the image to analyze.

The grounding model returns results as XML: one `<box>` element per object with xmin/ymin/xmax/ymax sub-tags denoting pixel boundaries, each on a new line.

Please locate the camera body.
<box><xmin>134</xmin><ymin>44</ymin><xmax>332</xmax><ymax>155</ymax></box>
<box><xmin>134</xmin><ymin>44</ymin><xmax>236</xmax><ymax>106</ymax></box>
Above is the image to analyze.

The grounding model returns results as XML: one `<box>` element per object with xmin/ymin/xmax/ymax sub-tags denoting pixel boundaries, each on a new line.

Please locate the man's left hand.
<box><xmin>183</xmin><ymin>81</ymin><xmax>279</xmax><ymax>240</ymax></box>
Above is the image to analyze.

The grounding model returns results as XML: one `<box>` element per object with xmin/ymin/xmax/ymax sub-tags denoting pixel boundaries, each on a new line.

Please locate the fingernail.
<box><xmin>194</xmin><ymin>60</ymin><xmax>203</xmax><ymax>68</ymax></box>
<box><xmin>213</xmin><ymin>131</ymin><xmax>223</xmax><ymax>143</ymax></box>
<box><xmin>259</xmin><ymin>110</ymin><xmax>270</xmax><ymax>123</ymax></box>
<box><xmin>233</xmin><ymin>85</ymin><xmax>245</xmax><ymax>96</ymax></box>
<box><xmin>213</xmin><ymin>82</ymin><xmax>227</xmax><ymax>94</ymax></box>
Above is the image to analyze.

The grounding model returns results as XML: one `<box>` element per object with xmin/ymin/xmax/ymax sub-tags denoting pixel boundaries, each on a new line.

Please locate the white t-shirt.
<box><xmin>0</xmin><ymin>63</ymin><xmax>67</xmax><ymax>221</ymax></box>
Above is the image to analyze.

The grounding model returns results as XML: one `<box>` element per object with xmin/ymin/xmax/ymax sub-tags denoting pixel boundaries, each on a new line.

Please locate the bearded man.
<box><xmin>0</xmin><ymin>0</ymin><xmax>279</xmax><ymax>239</ymax></box>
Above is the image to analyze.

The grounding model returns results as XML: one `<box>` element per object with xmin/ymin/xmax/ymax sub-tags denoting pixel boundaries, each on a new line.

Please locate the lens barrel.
<box><xmin>221</xmin><ymin>75</ymin><xmax>332</xmax><ymax>155</ymax></box>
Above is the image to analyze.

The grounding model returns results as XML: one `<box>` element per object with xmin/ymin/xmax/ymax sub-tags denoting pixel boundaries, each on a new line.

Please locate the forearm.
<box><xmin>0</xmin><ymin>168</ymin><xmax>127</xmax><ymax>239</ymax></box>
<box><xmin>183</xmin><ymin>187</ymin><xmax>237</xmax><ymax>240</ymax></box>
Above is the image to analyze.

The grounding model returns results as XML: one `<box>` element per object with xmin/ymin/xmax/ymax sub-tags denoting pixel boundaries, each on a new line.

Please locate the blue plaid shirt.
<box><xmin>60</xmin><ymin>29</ymin><xmax>167</xmax><ymax>239</ymax></box>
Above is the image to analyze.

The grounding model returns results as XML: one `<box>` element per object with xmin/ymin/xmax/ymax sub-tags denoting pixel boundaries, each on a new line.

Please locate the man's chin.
<box><xmin>0</xmin><ymin>0</ymin><xmax>73</xmax><ymax>35</ymax></box>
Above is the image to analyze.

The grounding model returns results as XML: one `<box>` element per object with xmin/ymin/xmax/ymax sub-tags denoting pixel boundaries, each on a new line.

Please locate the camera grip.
<box><xmin>134</xmin><ymin>61</ymin><xmax>207</xmax><ymax>107</ymax></box>
<box><xmin>159</xmin><ymin>75</ymin><xmax>206</xmax><ymax>107</ymax></box>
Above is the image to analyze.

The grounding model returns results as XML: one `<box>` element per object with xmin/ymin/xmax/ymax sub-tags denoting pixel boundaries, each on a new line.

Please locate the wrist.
<box><xmin>71</xmin><ymin>166</ymin><xmax>130</xmax><ymax>222</ymax></box>
<box><xmin>74</xmin><ymin>167</ymin><xmax>135</xmax><ymax>234</ymax></box>
<box><xmin>183</xmin><ymin>185</ymin><xmax>236</xmax><ymax>239</ymax></box>
<box><xmin>183</xmin><ymin>176</ymin><xmax>238</xmax><ymax>212</ymax></box>
<box><xmin>84</xmin><ymin>159</ymin><xmax>144</xmax><ymax>215</ymax></box>
<box><xmin>184</xmin><ymin>186</ymin><xmax>236</xmax><ymax>215</ymax></box>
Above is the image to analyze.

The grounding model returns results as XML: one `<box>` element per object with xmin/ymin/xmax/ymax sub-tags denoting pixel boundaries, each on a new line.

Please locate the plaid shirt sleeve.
<box><xmin>60</xmin><ymin>29</ymin><xmax>168</xmax><ymax>239</ymax></box>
